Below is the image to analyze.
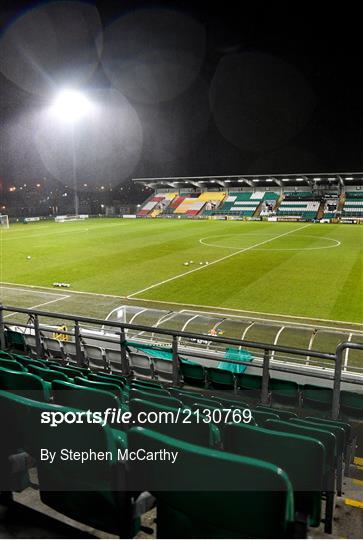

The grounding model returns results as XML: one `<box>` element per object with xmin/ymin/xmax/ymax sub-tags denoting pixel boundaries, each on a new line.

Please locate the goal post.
<box><xmin>0</xmin><ymin>215</ymin><xmax>9</xmax><ymax>229</ymax></box>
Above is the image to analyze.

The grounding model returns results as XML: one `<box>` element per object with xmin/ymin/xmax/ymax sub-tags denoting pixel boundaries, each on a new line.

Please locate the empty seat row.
<box><xmin>0</xmin><ymin>348</ymin><xmax>358</xmax><ymax>533</ymax></box>
<box><xmin>0</xmin><ymin>382</ymin><xmax>351</xmax><ymax>536</ymax></box>
<box><xmin>2</xmin><ymin>346</ymin><xmax>362</xmax><ymax>423</ymax></box>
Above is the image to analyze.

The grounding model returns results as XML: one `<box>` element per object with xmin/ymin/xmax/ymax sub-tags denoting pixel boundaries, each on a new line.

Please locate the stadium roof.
<box><xmin>133</xmin><ymin>172</ymin><xmax>363</xmax><ymax>189</ymax></box>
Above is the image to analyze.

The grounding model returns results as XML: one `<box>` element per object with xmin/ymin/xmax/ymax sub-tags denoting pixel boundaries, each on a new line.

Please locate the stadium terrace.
<box><xmin>0</xmin><ymin>2</ymin><xmax>362</xmax><ymax>537</ymax></box>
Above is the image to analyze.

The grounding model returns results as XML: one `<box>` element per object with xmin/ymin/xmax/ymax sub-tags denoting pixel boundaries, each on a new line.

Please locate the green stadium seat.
<box><xmin>340</xmin><ymin>391</ymin><xmax>363</xmax><ymax>421</ymax></box>
<box><xmin>250</xmin><ymin>409</ymin><xmax>280</xmax><ymax>426</ymax></box>
<box><xmin>256</xmin><ymin>405</ymin><xmax>298</xmax><ymax>421</ymax></box>
<box><xmin>180</xmin><ymin>362</ymin><xmax>206</xmax><ymax>387</ymax></box>
<box><xmin>52</xmin><ymin>380</ymin><xmax>124</xmax><ymax>429</ymax></box>
<box><xmin>207</xmin><ymin>367</ymin><xmax>235</xmax><ymax>390</ymax></box>
<box><xmin>130</xmin><ymin>378</ymin><xmax>163</xmax><ymax>388</ymax></box>
<box><xmin>290</xmin><ymin>417</ymin><xmax>346</xmax><ymax>495</ymax></box>
<box><xmin>129</xmin><ymin>398</ymin><xmax>221</xmax><ymax>448</ymax></box>
<box><xmin>305</xmin><ymin>417</ymin><xmax>353</xmax><ymax>472</ymax></box>
<box><xmin>66</xmin><ymin>362</ymin><xmax>91</xmax><ymax>375</ymax></box>
<box><xmin>128</xmin><ymin>426</ymin><xmax>295</xmax><ymax>538</ymax></box>
<box><xmin>237</xmin><ymin>372</ymin><xmax>265</xmax><ymax>399</ymax></box>
<box><xmin>213</xmin><ymin>396</ymin><xmax>250</xmax><ymax>409</ymax></box>
<box><xmin>0</xmin><ymin>358</ymin><xmax>27</xmax><ymax>372</ymax></box>
<box><xmin>265</xmin><ymin>419</ymin><xmax>336</xmax><ymax>533</ymax></box>
<box><xmin>305</xmin><ymin>416</ymin><xmax>351</xmax><ymax>442</ymax></box>
<box><xmin>177</xmin><ymin>393</ymin><xmax>222</xmax><ymax>409</ymax></box>
<box><xmin>302</xmin><ymin>384</ymin><xmax>333</xmax><ymax>412</ymax></box>
<box><xmin>0</xmin><ymin>389</ymin><xmax>31</xmax><ymax>492</ymax></box>
<box><xmin>0</xmin><ymin>390</ymin><xmax>136</xmax><ymax>537</ymax></box>
<box><xmin>0</xmin><ymin>366</ymin><xmax>50</xmax><ymax>401</ymax></box>
<box><xmin>10</xmin><ymin>353</ymin><xmax>32</xmax><ymax>361</ymax></box>
<box><xmin>88</xmin><ymin>372</ymin><xmax>126</xmax><ymax>391</ymax></box>
<box><xmin>0</xmin><ymin>350</ymin><xmax>14</xmax><ymax>360</ymax></box>
<box><xmin>270</xmin><ymin>379</ymin><xmax>300</xmax><ymax>407</ymax></box>
<box><xmin>47</xmin><ymin>360</ymin><xmax>63</xmax><ymax>369</ymax></box>
<box><xmin>129</xmin><ymin>388</ymin><xmax>183</xmax><ymax>408</ymax></box>
<box><xmin>74</xmin><ymin>375</ymin><xmax>123</xmax><ymax>400</ymax></box>
<box><xmin>27</xmin><ymin>364</ymin><xmax>71</xmax><ymax>383</ymax></box>
<box><xmin>50</xmin><ymin>365</ymin><xmax>84</xmax><ymax>379</ymax></box>
<box><xmin>223</xmin><ymin>422</ymin><xmax>325</xmax><ymax>527</ymax></box>
<box><xmin>191</xmin><ymin>401</ymin><xmax>222</xmax><ymax>413</ymax></box>
<box><xmin>290</xmin><ymin>418</ymin><xmax>345</xmax><ymax>457</ymax></box>
<box><xmin>131</xmin><ymin>382</ymin><xmax>170</xmax><ymax>396</ymax></box>
<box><xmin>169</xmin><ymin>387</ymin><xmax>202</xmax><ymax>398</ymax></box>
<box><xmin>4</xmin><ymin>329</ymin><xmax>25</xmax><ymax>348</ymax></box>
<box><xmin>99</xmin><ymin>372</ymin><xmax>127</xmax><ymax>385</ymax></box>
<box><xmin>12</xmin><ymin>355</ymin><xmax>47</xmax><ymax>369</ymax></box>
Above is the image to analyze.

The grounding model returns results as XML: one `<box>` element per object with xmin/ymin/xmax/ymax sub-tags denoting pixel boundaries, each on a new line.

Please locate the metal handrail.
<box><xmin>0</xmin><ymin>304</ymin><xmax>362</xmax><ymax>417</ymax></box>
<box><xmin>0</xmin><ymin>305</ymin><xmax>336</xmax><ymax>360</ymax></box>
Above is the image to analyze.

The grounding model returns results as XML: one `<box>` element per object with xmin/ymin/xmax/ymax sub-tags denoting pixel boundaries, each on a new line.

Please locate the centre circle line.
<box><xmin>199</xmin><ymin>233</ymin><xmax>341</xmax><ymax>251</ymax></box>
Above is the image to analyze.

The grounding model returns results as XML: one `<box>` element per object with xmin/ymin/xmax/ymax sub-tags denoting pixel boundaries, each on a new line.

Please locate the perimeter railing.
<box><xmin>0</xmin><ymin>304</ymin><xmax>362</xmax><ymax>420</ymax></box>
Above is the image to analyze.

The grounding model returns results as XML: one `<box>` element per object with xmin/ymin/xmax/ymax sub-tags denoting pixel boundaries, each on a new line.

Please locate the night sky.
<box><xmin>0</xmin><ymin>1</ymin><xmax>362</xmax><ymax>193</ymax></box>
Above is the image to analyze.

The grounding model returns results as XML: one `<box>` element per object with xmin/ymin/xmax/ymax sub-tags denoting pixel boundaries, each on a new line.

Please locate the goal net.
<box><xmin>0</xmin><ymin>215</ymin><xmax>9</xmax><ymax>229</ymax></box>
<box><xmin>55</xmin><ymin>215</ymin><xmax>89</xmax><ymax>223</ymax></box>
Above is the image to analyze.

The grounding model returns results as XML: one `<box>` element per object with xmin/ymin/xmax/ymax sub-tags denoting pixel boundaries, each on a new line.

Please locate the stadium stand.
<box><xmin>173</xmin><ymin>192</ymin><xmax>226</xmax><ymax>216</ymax></box>
<box><xmin>0</xmin><ymin>311</ymin><xmax>362</xmax><ymax>539</ymax></box>
<box><xmin>133</xmin><ymin>179</ymin><xmax>363</xmax><ymax>223</ymax></box>
<box><xmin>211</xmin><ymin>191</ymin><xmax>270</xmax><ymax>217</ymax></box>
<box><xmin>342</xmin><ymin>192</ymin><xmax>363</xmax><ymax>218</ymax></box>
<box><xmin>277</xmin><ymin>198</ymin><xmax>320</xmax><ymax>219</ymax></box>
<box><xmin>137</xmin><ymin>192</ymin><xmax>177</xmax><ymax>216</ymax></box>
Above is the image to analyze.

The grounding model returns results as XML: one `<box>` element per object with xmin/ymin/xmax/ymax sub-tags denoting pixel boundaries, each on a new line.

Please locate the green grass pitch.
<box><xmin>1</xmin><ymin>218</ymin><xmax>362</xmax><ymax>325</ymax></box>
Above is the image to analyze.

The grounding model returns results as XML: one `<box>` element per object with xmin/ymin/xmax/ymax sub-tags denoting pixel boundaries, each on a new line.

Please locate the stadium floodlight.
<box><xmin>50</xmin><ymin>89</ymin><xmax>93</xmax><ymax>124</ymax></box>
<box><xmin>49</xmin><ymin>88</ymin><xmax>94</xmax><ymax>217</ymax></box>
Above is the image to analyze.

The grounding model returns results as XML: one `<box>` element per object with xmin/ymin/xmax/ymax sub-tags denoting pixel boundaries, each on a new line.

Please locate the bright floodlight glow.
<box><xmin>50</xmin><ymin>89</ymin><xmax>93</xmax><ymax>124</ymax></box>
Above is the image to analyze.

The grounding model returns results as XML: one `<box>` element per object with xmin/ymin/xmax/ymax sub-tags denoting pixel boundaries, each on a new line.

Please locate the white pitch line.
<box><xmin>2</xmin><ymin>279</ymin><xmax>361</xmax><ymax>330</ymax></box>
<box><xmin>0</xmin><ymin>281</ymin><xmax>128</xmax><ymax>300</ymax></box>
<box><xmin>0</xmin><ymin>286</ymin><xmax>66</xmax><ymax>297</ymax></box>
<box><xmin>199</xmin><ymin>233</ymin><xmax>341</xmax><ymax>251</ymax></box>
<box><xmin>127</xmin><ymin>224</ymin><xmax>311</xmax><ymax>298</ymax></box>
<box><xmin>1</xmin><ymin>277</ymin><xmax>362</xmax><ymax>330</ymax></box>
<box><xmin>0</xmin><ymin>221</ymin><xmax>124</xmax><ymax>242</ymax></box>
<box><xmin>4</xmin><ymin>295</ymin><xmax>70</xmax><ymax>319</ymax></box>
